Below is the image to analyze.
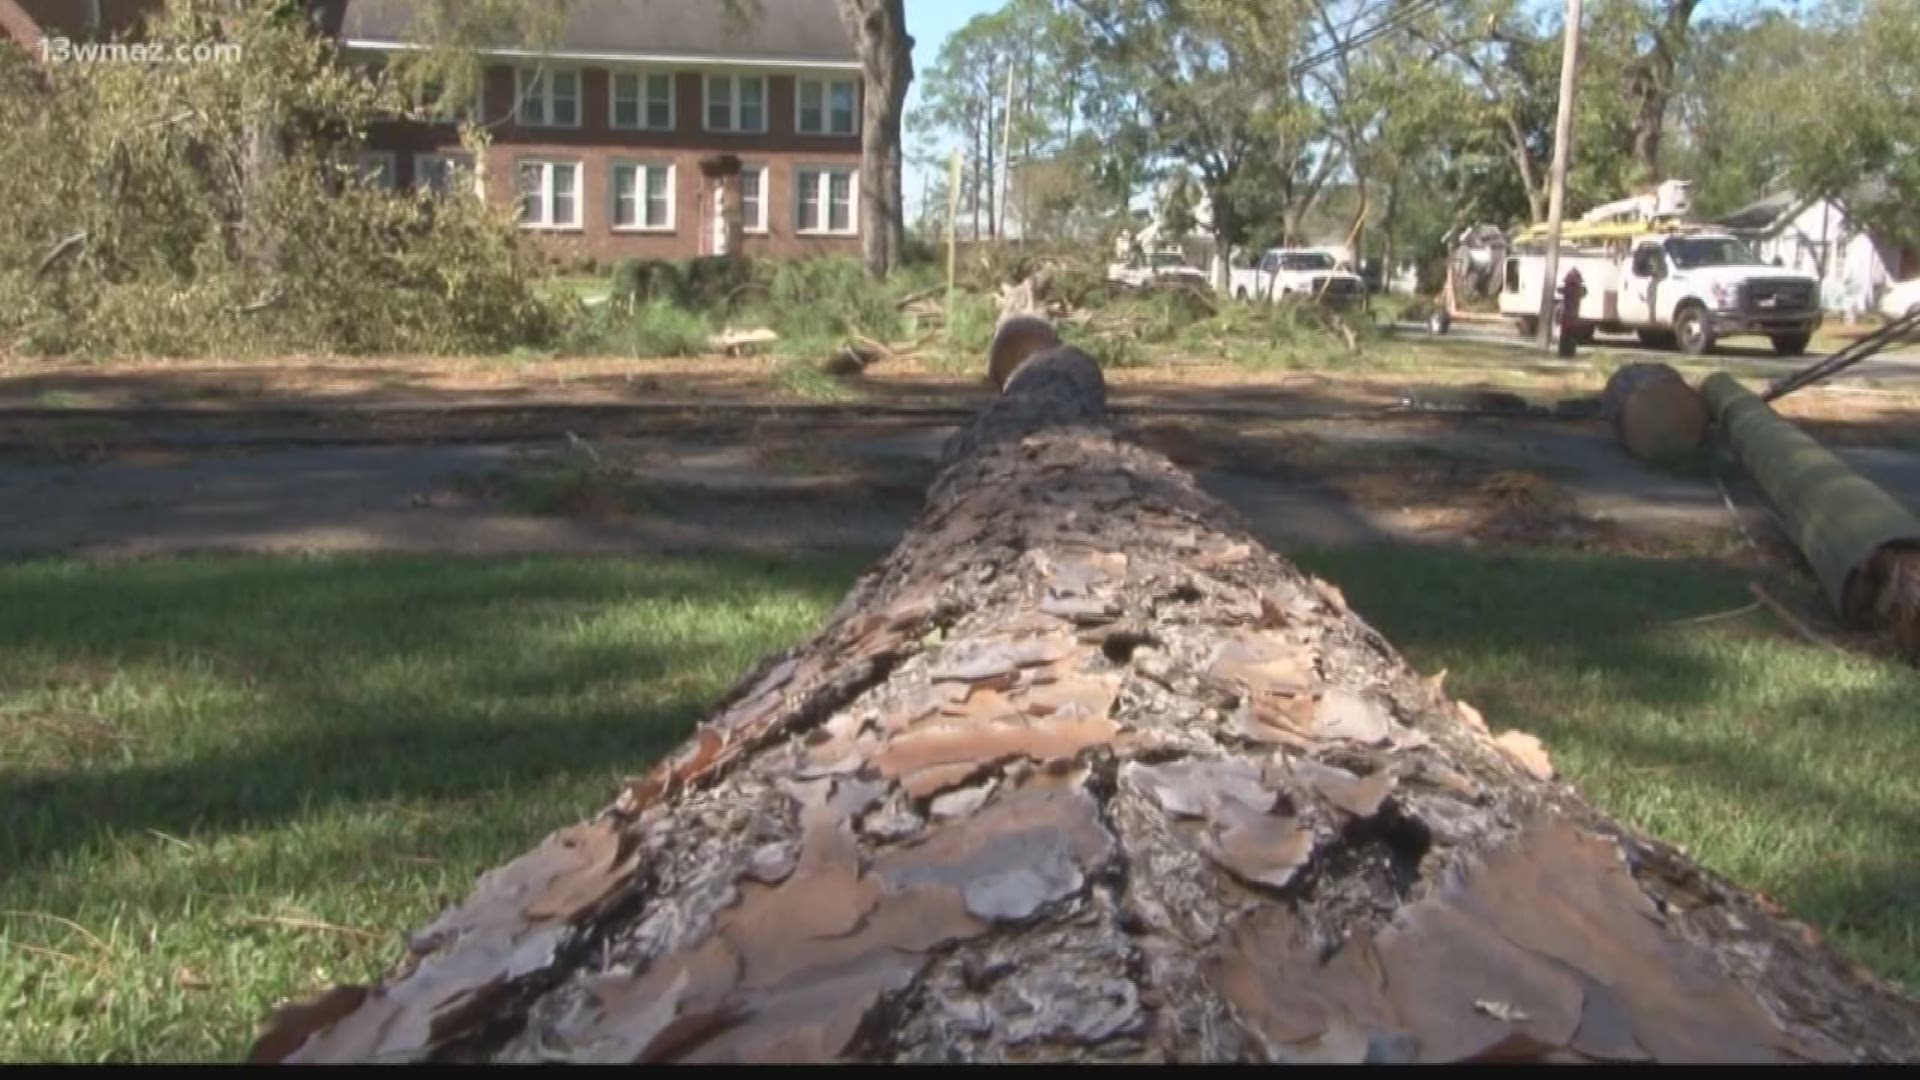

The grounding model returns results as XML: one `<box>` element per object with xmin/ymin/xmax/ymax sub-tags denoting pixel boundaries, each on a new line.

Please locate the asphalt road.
<box><xmin>1388</xmin><ymin>321</ymin><xmax>1920</xmax><ymax>384</ymax></box>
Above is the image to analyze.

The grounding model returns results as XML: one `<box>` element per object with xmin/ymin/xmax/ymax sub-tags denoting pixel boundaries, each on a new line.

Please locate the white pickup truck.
<box><xmin>1228</xmin><ymin>248</ymin><xmax>1368</xmax><ymax>308</ymax></box>
<box><xmin>1106</xmin><ymin>250</ymin><xmax>1211</xmax><ymax>289</ymax></box>
<box><xmin>1498</xmin><ymin>228</ymin><xmax>1822</xmax><ymax>355</ymax></box>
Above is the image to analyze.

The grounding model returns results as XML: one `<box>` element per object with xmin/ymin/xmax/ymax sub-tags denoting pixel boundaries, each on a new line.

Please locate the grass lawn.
<box><xmin>0</xmin><ymin>553</ymin><xmax>866</xmax><ymax>1062</ymax></box>
<box><xmin>2</xmin><ymin>546</ymin><xmax>1916</xmax><ymax>1060</ymax></box>
<box><xmin>1296</xmin><ymin>545</ymin><xmax>1920</xmax><ymax>992</ymax></box>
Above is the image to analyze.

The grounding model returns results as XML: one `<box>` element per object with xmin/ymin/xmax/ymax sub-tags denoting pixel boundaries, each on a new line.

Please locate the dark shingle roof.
<box><xmin>339</xmin><ymin>0</ymin><xmax>857</xmax><ymax>65</ymax></box>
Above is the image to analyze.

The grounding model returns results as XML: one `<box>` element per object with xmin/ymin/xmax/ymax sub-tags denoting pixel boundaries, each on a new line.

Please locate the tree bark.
<box><xmin>252</xmin><ymin>325</ymin><xmax>1920</xmax><ymax>1064</ymax></box>
<box><xmin>839</xmin><ymin>0</ymin><xmax>912</xmax><ymax>276</ymax></box>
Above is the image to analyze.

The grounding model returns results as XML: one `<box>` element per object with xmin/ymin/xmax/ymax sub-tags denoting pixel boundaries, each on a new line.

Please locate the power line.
<box><xmin>1289</xmin><ymin>0</ymin><xmax>1457</xmax><ymax>77</ymax></box>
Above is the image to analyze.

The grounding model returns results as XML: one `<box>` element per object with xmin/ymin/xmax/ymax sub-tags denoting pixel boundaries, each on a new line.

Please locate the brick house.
<box><xmin>342</xmin><ymin>0</ymin><xmax>866</xmax><ymax>262</ymax></box>
<box><xmin>1</xmin><ymin>0</ymin><xmax>867</xmax><ymax>263</ymax></box>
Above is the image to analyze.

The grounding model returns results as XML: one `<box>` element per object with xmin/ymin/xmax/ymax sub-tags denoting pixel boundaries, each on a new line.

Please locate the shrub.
<box><xmin>0</xmin><ymin>2</ymin><xmax>563</xmax><ymax>358</ymax></box>
<box><xmin>620</xmin><ymin>300</ymin><xmax>711</xmax><ymax>358</ymax></box>
<box><xmin>610</xmin><ymin>259</ymin><xmax>687</xmax><ymax>309</ymax></box>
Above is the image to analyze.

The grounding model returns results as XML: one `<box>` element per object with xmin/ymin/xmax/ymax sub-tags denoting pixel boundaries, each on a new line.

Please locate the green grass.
<box><xmin>537</xmin><ymin>274</ymin><xmax>609</xmax><ymax>305</ymax></box>
<box><xmin>1294</xmin><ymin>544</ymin><xmax>1920</xmax><ymax>989</ymax></box>
<box><xmin>0</xmin><ymin>553</ymin><xmax>864</xmax><ymax>1062</ymax></box>
<box><xmin>773</xmin><ymin>359</ymin><xmax>862</xmax><ymax>403</ymax></box>
<box><xmin>3</xmin><ymin>544</ymin><xmax>1916</xmax><ymax>1060</ymax></box>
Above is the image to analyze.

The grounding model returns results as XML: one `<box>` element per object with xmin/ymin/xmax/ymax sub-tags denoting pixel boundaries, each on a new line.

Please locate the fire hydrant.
<box><xmin>1557</xmin><ymin>267</ymin><xmax>1586</xmax><ymax>358</ymax></box>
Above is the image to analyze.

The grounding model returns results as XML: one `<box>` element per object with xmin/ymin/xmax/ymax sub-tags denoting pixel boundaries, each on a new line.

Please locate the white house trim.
<box><xmin>738</xmin><ymin>162</ymin><xmax>771</xmax><ymax>235</ymax></box>
<box><xmin>794</xmin><ymin>76</ymin><xmax>860</xmax><ymax>137</ymax></box>
<box><xmin>608</xmin><ymin>68</ymin><xmax>677</xmax><ymax>132</ymax></box>
<box><xmin>794</xmin><ymin>165</ymin><xmax>859</xmax><ymax>237</ymax></box>
<box><xmin>341</xmin><ymin>40</ymin><xmax>861</xmax><ymax>71</ymax></box>
<box><xmin>609</xmin><ymin>160</ymin><xmax>677</xmax><ymax>233</ymax></box>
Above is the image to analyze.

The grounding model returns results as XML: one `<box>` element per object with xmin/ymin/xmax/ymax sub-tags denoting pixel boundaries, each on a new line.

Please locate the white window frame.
<box><xmin>703</xmin><ymin>73</ymin><xmax>767</xmax><ymax>133</ymax></box>
<box><xmin>610</xmin><ymin>161</ymin><xmax>676</xmax><ymax>233</ymax></box>
<box><xmin>795</xmin><ymin>77</ymin><xmax>858</xmax><ymax>137</ymax></box>
<box><xmin>516</xmin><ymin>158</ymin><xmax>583</xmax><ymax>230</ymax></box>
<box><xmin>355</xmin><ymin>150</ymin><xmax>397</xmax><ymax>190</ymax></box>
<box><xmin>414</xmin><ymin>152</ymin><xmax>481</xmax><ymax>199</ymax></box>
<box><xmin>412</xmin><ymin>79</ymin><xmax>484</xmax><ymax>125</ymax></box>
<box><xmin>514</xmin><ymin>66</ymin><xmax>582</xmax><ymax>128</ymax></box>
<box><xmin>738</xmin><ymin>162</ymin><xmax>770</xmax><ymax>235</ymax></box>
<box><xmin>610</xmin><ymin>69</ymin><xmax>676</xmax><ymax>131</ymax></box>
<box><xmin>795</xmin><ymin>166</ymin><xmax>858</xmax><ymax>236</ymax></box>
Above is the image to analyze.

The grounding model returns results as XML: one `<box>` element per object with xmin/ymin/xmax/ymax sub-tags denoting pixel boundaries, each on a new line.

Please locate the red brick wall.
<box><xmin>0</xmin><ymin>0</ymin><xmax>45</xmax><ymax>52</ymax></box>
<box><xmin>15</xmin><ymin>0</ymin><xmax>161</xmax><ymax>40</ymax></box>
<box><xmin>365</xmin><ymin>63</ymin><xmax>864</xmax><ymax>263</ymax></box>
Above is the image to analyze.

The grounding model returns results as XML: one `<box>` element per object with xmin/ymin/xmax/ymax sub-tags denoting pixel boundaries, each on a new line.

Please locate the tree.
<box><xmin>912</xmin><ymin>0</ymin><xmax>1108</xmax><ymax>246</ymax></box>
<box><xmin>255</xmin><ymin>324</ymin><xmax>1920</xmax><ymax>1063</ymax></box>
<box><xmin>1157</xmin><ymin>171</ymin><xmax>1198</xmax><ymax>245</ymax></box>
<box><xmin>1618</xmin><ymin>0</ymin><xmax>1700</xmax><ymax>182</ymax></box>
<box><xmin>1063</xmin><ymin>0</ymin><xmax>1339</xmax><ymax>286</ymax></box>
<box><xmin>837</xmin><ymin>0</ymin><xmax>913</xmax><ymax>276</ymax></box>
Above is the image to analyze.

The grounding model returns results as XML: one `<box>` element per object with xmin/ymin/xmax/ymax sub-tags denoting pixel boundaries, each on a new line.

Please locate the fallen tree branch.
<box><xmin>35</xmin><ymin>231</ymin><xmax>88</xmax><ymax>277</ymax></box>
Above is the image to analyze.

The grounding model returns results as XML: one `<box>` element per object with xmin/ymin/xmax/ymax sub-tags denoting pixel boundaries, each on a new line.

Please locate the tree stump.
<box><xmin>251</xmin><ymin>326</ymin><xmax>1920</xmax><ymax>1064</ymax></box>
<box><xmin>1603</xmin><ymin>362</ymin><xmax>1708</xmax><ymax>462</ymax></box>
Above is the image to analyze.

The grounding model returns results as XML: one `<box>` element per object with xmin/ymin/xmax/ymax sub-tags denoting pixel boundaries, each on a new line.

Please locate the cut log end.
<box><xmin>1870</xmin><ymin>545</ymin><xmax>1920</xmax><ymax>664</ymax></box>
<box><xmin>986</xmin><ymin>314</ymin><xmax>1064</xmax><ymax>391</ymax></box>
<box><xmin>1602</xmin><ymin>363</ymin><xmax>1708</xmax><ymax>462</ymax></box>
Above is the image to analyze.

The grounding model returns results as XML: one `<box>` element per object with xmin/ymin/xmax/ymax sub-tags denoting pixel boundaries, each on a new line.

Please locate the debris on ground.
<box><xmin>710</xmin><ymin>328</ymin><xmax>779</xmax><ymax>357</ymax></box>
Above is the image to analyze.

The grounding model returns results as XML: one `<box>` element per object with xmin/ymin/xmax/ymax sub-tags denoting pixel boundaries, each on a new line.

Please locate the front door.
<box><xmin>710</xmin><ymin>179</ymin><xmax>729</xmax><ymax>257</ymax></box>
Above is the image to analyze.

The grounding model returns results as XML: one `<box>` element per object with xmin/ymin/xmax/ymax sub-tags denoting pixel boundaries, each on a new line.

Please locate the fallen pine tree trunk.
<box><xmin>253</xmin><ymin>323</ymin><xmax>1920</xmax><ymax>1064</ymax></box>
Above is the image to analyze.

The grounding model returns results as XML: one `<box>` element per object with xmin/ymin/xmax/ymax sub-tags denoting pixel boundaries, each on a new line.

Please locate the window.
<box><xmin>355</xmin><ymin>151</ymin><xmax>396</xmax><ymax>190</ymax></box>
<box><xmin>796</xmin><ymin>78</ymin><xmax>858</xmax><ymax>136</ymax></box>
<box><xmin>413</xmin><ymin>78</ymin><xmax>481</xmax><ymax>125</ymax></box>
<box><xmin>705</xmin><ymin>74</ymin><xmax>765</xmax><ymax>133</ymax></box>
<box><xmin>739</xmin><ymin>164</ymin><xmax>769</xmax><ymax>233</ymax></box>
<box><xmin>515</xmin><ymin>67</ymin><xmax>580</xmax><ymax>128</ymax></box>
<box><xmin>517</xmin><ymin>159</ymin><xmax>581</xmax><ymax>229</ymax></box>
<box><xmin>795</xmin><ymin>166</ymin><xmax>856</xmax><ymax>235</ymax></box>
<box><xmin>612</xmin><ymin>162</ymin><xmax>674</xmax><ymax>231</ymax></box>
<box><xmin>611</xmin><ymin>71</ymin><xmax>674</xmax><ymax>130</ymax></box>
<box><xmin>415</xmin><ymin>153</ymin><xmax>477</xmax><ymax>198</ymax></box>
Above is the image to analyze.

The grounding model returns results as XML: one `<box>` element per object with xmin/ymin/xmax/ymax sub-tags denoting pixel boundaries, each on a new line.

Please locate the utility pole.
<box><xmin>1537</xmin><ymin>0</ymin><xmax>1584</xmax><ymax>351</ymax></box>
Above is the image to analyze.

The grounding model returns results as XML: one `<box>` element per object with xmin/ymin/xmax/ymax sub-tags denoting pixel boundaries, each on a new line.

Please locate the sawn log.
<box><xmin>251</xmin><ymin>324</ymin><xmax>1920</xmax><ymax>1064</ymax></box>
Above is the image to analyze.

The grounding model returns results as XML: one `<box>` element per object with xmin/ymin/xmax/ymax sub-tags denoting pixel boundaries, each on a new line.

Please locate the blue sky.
<box><xmin>897</xmin><ymin>0</ymin><xmax>1799</xmax><ymax>219</ymax></box>
<box><xmin>904</xmin><ymin>0</ymin><xmax>1000</xmax><ymax>218</ymax></box>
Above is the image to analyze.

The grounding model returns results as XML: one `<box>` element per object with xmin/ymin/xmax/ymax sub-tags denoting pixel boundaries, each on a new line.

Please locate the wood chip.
<box><xmin>1311</xmin><ymin>578</ymin><xmax>1349</xmax><ymax>613</ymax></box>
<box><xmin>1314</xmin><ymin>690</ymin><xmax>1392</xmax><ymax>746</ymax></box>
<box><xmin>1292</xmin><ymin>760</ymin><xmax>1397</xmax><ymax>819</ymax></box>
<box><xmin>249</xmin><ymin>986</ymin><xmax>371</xmax><ymax>1063</ymax></box>
<box><xmin>874</xmin><ymin>714</ymin><xmax>1118</xmax><ymax>779</ymax></box>
<box><xmin>1493</xmin><ymin>731</ymin><xmax>1555</xmax><ymax>781</ymax></box>
<box><xmin>1208</xmin><ymin>807</ymin><xmax>1316</xmax><ymax>890</ymax></box>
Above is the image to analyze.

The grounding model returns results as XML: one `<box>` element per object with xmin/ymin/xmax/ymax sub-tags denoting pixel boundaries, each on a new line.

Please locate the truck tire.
<box><xmin>1637</xmin><ymin>329</ymin><xmax>1677</xmax><ymax>350</ymax></box>
<box><xmin>1770</xmin><ymin>332</ymin><xmax>1812</xmax><ymax>357</ymax></box>
<box><xmin>1673</xmin><ymin>303</ymin><xmax>1715</xmax><ymax>356</ymax></box>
